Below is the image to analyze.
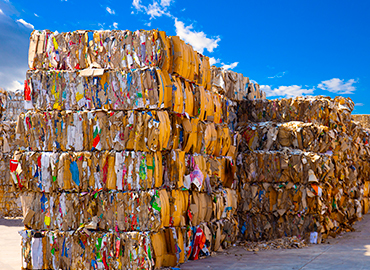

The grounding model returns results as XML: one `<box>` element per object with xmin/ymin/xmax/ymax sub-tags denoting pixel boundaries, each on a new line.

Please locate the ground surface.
<box><xmin>183</xmin><ymin>214</ymin><xmax>370</xmax><ymax>270</ymax></box>
<box><xmin>1</xmin><ymin>215</ymin><xmax>370</xmax><ymax>269</ymax></box>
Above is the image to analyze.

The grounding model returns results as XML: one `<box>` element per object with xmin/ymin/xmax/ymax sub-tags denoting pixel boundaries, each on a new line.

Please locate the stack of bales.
<box><xmin>12</xmin><ymin>29</ymin><xmax>264</xmax><ymax>269</ymax></box>
<box><xmin>0</xmin><ymin>89</ymin><xmax>22</xmax><ymax>217</ymax></box>
<box><xmin>236</xmin><ymin>96</ymin><xmax>369</xmax><ymax>243</ymax></box>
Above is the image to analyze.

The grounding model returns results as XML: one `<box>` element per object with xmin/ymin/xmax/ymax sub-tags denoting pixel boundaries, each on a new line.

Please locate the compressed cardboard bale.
<box><xmin>21</xmin><ymin>185</ymin><xmax>239</xmax><ymax>233</ymax></box>
<box><xmin>12</xmin><ymin>150</ymin><xmax>169</xmax><ymax>193</ymax></box>
<box><xmin>237</xmin><ymin>150</ymin><xmax>334</xmax><ymax>184</ymax></box>
<box><xmin>237</xmin><ymin>96</ymin><xmax>354</xmax><ymax>129</ymax></box>
<box><xmin>353</xmin><ymin>115</ymin><xmax>370</xmax><ymax>129</ymax></box>
<box><xmin>239</xmin><ymin>213</ymin><xmax>319</xmax><ymax>242</ymax></box>
<box><xmin>20</xmin><ymin>189</ymin><xmax>168</xmax><ymax>232</ymax></box>
<box><xmin>237</xmin><ymin>121</ymin><xmax>333</xmax><ymax>153</ymax></box>
<box><xmin>17</xmin><ymin>110</ymin><xmax>236</xmax><ymax>153</ymax></box>
<box><xmin>13</xmin><ymin>148</ymin><xmax>238</xmax><ymax>195</ymax></box>
<box><xmin>28</xmin><ymin>30</ymin><xmax>212</xmax><ymax>84</ymax></box>
<box><xmin>2</xmin><ymin>89</ymin><xmax>25</xmax><ymax>121</ymax></box>
<box><xmin>19</xmin><ymin>229</ymin><xmax>154</xmax><ymax>270</ymax></box>
<box><xmin>0</xmin><ymin>88</ymin><xmax>7</xmax><ymax>119</ymax></box>
<box><xmin>210</xmin><ymin>67</ymin><xmax>264</xmax><ymax>101</ymax></box>
<box><xmin>28</xmin><ymin>30</ymin><xmax>165</xmax><ymax>71</ymax></box>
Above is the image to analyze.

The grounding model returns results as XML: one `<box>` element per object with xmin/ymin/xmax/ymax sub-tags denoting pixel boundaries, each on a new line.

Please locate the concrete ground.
<box><xmin>0</xmin><ymin>217</ymin><xmax>22</xmax><ymax>270</ymax></box>
<box><xmin>183</xmin><ymin>214</ymin><xmax>370</xmax><ymax>270</ymax></box>
<box><xmin>1</xmin><ymin>215</ymin><xmax>370</xmax><ymax>269</ymax></box>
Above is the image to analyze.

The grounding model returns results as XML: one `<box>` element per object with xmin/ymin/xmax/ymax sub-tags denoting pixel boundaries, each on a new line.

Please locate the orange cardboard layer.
<box><xmin>11</xmin><ymin>150</ymin><xmax>237</xmax><ymax>193</ymax></box>
<box><xmin>16</xmin><ymin>110</ymin><xmax>238</xmax><ymax>155</ymax></box>
<box><xmin>20</xmin><ymin>188</ymin><xmax>237</xmax><ymax>231</ymax></box>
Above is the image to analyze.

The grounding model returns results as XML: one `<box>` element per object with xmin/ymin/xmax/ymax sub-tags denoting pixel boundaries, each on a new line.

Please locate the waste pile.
<box><xmin>13</xmin><ymin>29</ymin><xmax>265</xmax><ymax>269</ymax></box>
<box><xmin>236</xmin><ymin>96</ymin><xmax>370</xmax><ymax>243</ymax></box>
<box><xmin>0</xmin><ymin>88</ymin><xmax>22</xmax><ymax>217</ymax></box>
<box><xmin>353</xmin><ymin>115</ymin><xmax>370</xmax><ymax>129</ymax></box>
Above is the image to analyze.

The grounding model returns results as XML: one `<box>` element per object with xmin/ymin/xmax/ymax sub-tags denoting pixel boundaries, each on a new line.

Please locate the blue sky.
<box><xmin>0</xmin><ymin>0</ymin><xmax>369</xmax><ymax>113</ymax></box>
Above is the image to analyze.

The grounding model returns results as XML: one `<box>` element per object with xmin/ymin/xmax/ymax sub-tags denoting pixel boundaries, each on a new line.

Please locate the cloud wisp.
<box><xmin>132</xmin><ymin>0</ymin><xmax>171</xmax><ymax>19</ymax></box>
<box><xmin>174</xmin><ymin>19</ymin><xmax>220</xmax><ymax>54</ymax></box>
<box><xmin>260</xmin><ymin>85</ymin><xmax>314</xmax><ymax>98</ymax></box>
<box><xmin>221</xmin><ymin>62</ymin><xmax>238</xmax><ymax>70</ymax></box>
<box><xmin>318</xmin><ymin>78</ymin><xmax>357</xmax><ymax>94</ymax></box>
<box><xmin>268</xmin><ymin>71</ymin><xmax>287</xmax><ymax>79</ymax></box>
<box><xmin>16</xmin><ymin>19</ymin><xmax>34</xmax><ymax>29</ymax></box>
<box><xmin>106</xmin><ymin>7</ymin><xmax>115</xmax><ymax>15</ymax></box>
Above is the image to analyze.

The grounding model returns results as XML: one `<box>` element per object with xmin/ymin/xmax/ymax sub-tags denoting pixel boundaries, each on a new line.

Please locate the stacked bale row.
<box><xmin>13</xmin><ymin>29</ymin><xmax>264</xmax><ymax>269</ymax></box>
<box><xmin>236</xmin><ymin>96</ymin><xmax>370</xmax><ymax>243</ymax></box>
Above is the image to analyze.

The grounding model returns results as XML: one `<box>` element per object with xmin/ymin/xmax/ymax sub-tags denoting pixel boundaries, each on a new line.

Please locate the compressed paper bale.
<box><xmin>20</xmin><ymin>186</ymin><xmax>238</xmax><ymax>232</ymax></box>
<box><xmin>353</xmin><ymin>115</ymin><xmax>370</xmax><ymax>129</ymax></box>
<box><xmin>19</xmin><ymin>229</ymin><xmax>154</xmax><ymax>270</ymax></box>
<box><xmin>237</xmin><ymin>96</ymin><xmax>354</xmax><ymax>129</ymax></box>
<box><xmin>28</xmin><ymin>30</ymin><xmax>212</xmax><ymax>86</ymax></box>
<box><xmin>12</xmin><ymin>149</ymin><xmax>238</xmax><ymax>194</ymax></box>
<box><xmin>2</xmin><ymin>89</ymin><xmax>25</xmax><ymax>122</ymax></box>
<box><xmin>237</xmin><ymin>121</ymin><xmax>333</xmax><ymax>153</ymax></box>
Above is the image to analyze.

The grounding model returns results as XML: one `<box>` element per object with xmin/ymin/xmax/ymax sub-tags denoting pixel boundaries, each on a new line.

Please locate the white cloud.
<box><xmin>113</xmin><ymin>22</ymin><xmax>118</xmax><ymax>29</ymax></box>
<box><xmin>106</xmin><ymin>7</ymin><xmax>115</xmax><ymax>15</ymax></box>
<box><xmin>160</xmin><ymin>0</ymin><xmax>172</xmax><ymax>7</ymax></box>
<box><xmin>209</xmin><ymin>57</ymin><xmax>220</xmax><ymax>66</ymax></box>
<box><xmin>221</xmin><ymin>62</ymin><xmax>238</xmax><ymax>70</ymax></box>
<box><xmin>133</xmin><ymin>0</ymin><xmax>144</xmax><ymax>10</ymax></box>
<box><xmin>0</xmin><ymin>9</ymin><xmax>4</xmax><ymax>15</ymax></box>
<box><xmin>16</xmin><ymin>19</ymin><xmax>34</xmax><ymax>29</ymax></box>
<box><xmin>268</xmin><ymin>71</ymin><xmax>287</xmax><ymax>79</ymax></box>
<box><xmin>318</xmin><ymin>78</ymin><xmax>357</xmax><ymax>94</ymax></box>
<box><xmin>145</xmin><ymin>21</ymin><xmax>152</xmax><ymax>27</ymax></box>
<box><xmin>260</xmin><ymin>85</ymin><xmax>314</xmax><ymax>98</ymax></box>
<box><xmin>355</xmin><ymin>103</ymin><xmax>364</xmax><ymax>107</ymax></box>
<box><xmin>132</xmin><ymin>0</ymin><xmax>171</xmax><ymax>19</ymax></box>
<box><xmin>147</xmin><ymin>2</ymin><xmax>167</xmax><ymax>18</ymax></box>
<box><xmin>174</xmin><ymin>19</ymin><xmax>220</xmax><ymax>54</ymax></box>
<box><xmin>34</xmin><ymin>13</ymin><xmax>39</xmax><ymax>17</ymax></box>
<box><xmin>4</xmin><ymin>80</ymin><xmax>23</xmax><ymax>91</ymax></box>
